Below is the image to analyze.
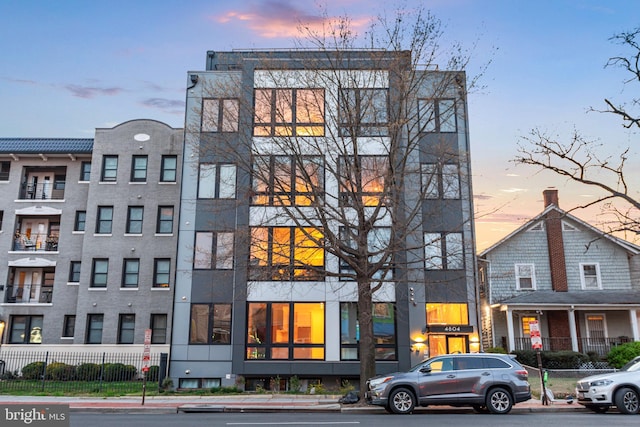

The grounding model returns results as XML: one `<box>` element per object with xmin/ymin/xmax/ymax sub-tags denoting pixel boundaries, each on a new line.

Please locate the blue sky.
<box><xmin>1</xmin><ymin>0</ymin><xmax>639</xmax><ymax>249</ymax></box>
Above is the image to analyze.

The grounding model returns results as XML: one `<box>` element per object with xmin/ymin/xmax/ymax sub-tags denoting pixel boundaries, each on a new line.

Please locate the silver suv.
<box><xmin>575</xmin><ymin>355</ymin><xmax>640</xmax><ymax>414</ymax></box>
<box><xmin>365</xmin><ymin>353</ymin><xmax>531</xmax><ymax>414</ymax></box>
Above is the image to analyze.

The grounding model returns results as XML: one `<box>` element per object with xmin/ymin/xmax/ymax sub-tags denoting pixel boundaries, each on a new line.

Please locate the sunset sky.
<box><xmin>1</xmin><ymin>0</ymin><xmax>639</xmax><ymax>250</ymax></box>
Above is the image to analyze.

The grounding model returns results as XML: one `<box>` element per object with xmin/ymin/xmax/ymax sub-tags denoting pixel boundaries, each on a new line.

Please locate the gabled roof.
<box><xmin>0</xmin><ymin>138</ymin><xmax>94</xmax><ymax>154</ymax></box>
<box><xmin>497</xmin><ymin>290</ymin><xmax>640</xmax><ymax>306</ymax></box>
<box><xmin>479</xmin><ymin>204</ymin><xmax>640</xmax><ymax>257</ymax></box>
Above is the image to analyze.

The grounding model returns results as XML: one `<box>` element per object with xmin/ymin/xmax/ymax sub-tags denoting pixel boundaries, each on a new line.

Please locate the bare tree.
<box><xmin>516</xmin><ymin>28</ymin><xmax>640</xmax><ymax>237</ymax></box>
<box><xmin>187</xmin><ymin>5</ymin><xmax>484</xmax><ymax>397</ymax></box>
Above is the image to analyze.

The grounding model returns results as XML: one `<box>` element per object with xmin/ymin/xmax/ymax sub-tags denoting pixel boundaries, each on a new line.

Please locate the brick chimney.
<box><xmin>543</xmin><ymin>189</ymin><xmax>568</xmax><ymax>292</ymax></box>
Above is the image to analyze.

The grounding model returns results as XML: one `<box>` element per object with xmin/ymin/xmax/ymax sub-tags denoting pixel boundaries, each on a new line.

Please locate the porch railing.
<box><xmin>510</xmin><ymin>336</ymin><xmax>632</xmax><ymax>357</ymax></box>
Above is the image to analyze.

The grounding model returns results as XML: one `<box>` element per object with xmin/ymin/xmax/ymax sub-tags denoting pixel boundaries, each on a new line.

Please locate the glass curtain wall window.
<box><xmin>246</xmin><ymin>302</ymin><xmax>325</xmax><ymax>360</ymax></box>
<box><xmin>189</xmin><ymin>304</ymin><xmax>232</xmax><ymax>344</ymax></box>
<box><xmin>252</xmin><ymin>156</ymin><xmax>323</xmax><ymax>206</ymax></box>
<box><xmin>249</xmin><ymin>227</ymin><xmax>324</xmax><ymax>280</ymax></box>
<box><xmin>198</xmin><ymin>163</ymin><xmax>237</xmax><ymax>199</ymax></box>
<box><xmin>338</xmin><ymin>156</ymin><xmax>389</xmax><ymax>206</ymax></box>
<box><xmin>338</xmin><ymin>88</ymin><xmax>388</xmax><ymax>136</ymax></box>
<box><xmin>340</xmin><ymin>302</ymin><xmax>396</xmax><ymax>360</ymax></box>
<box><xmin>424</xmin><ymin>232</ymin><xmax>464</xmax><ymax>270</ymax></box>
<box><xmin>421</xmin><ymin>163</ymin><xmax>461</xmax><ymax>199</ymax></box>
<box><xmin>194</xmin><ymin>231</ymin><xmax>234</xmax><ymax>269</ymax></box>
<box><xmin>418</xmin><ymin>99</ymin><xmax>457</xmax><ymax>133</ymax></box>
<box><xmin>339</xmin><ymin>227</ymin><xmax>392</xmax><ymax>280</ymax></box>
<box><xmin>253</xmin><ymin>89</ymin><xmax>325</xmax><ymax>136</ymax></box>
<box><xmin>202</xmin><ymin>98</ymin><xmax>239</xmax><ymax>132</ymax></box>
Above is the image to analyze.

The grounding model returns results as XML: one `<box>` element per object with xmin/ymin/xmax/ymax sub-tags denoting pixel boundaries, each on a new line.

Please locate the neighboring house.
<box><xmin>171</xmin><ymin>49</ymin><xmax>478</xmax><ymax>390</ymax></box>
<box><xmin>478</xmin><ymin>188</ymin><xmax>640</xmax><ymax>357</ymax></box>
<box><xmin>0</xmin><ymin>120</ymin><xmax>181</xmax><ymax>357</ymax></box>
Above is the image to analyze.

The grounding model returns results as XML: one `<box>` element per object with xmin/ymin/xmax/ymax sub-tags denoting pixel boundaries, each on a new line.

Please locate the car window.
<box><xmin>455</xmin><ymin>357</ymin><xmax>483</xmax><ymax>370</ymax></box>
<box><xmin>483</xmin><ymin>357</ymin><xmax>511</xmax><ymax>369</ymax></box>
<box><xmin>429</xmin><ymin>357</ymin><xmax>454</xmax><ymax>372</ymax></box>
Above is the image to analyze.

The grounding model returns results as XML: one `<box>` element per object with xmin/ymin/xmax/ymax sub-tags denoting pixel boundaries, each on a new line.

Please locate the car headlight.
<box><xmin>369</xmin><ymin>376</ymin><xmax>394</xmax><ymax>388</ymax></box>
<box><xmin>589</xmin><ymin>379</ymin><xmax>613</xmax><ymax>387</ymax></box>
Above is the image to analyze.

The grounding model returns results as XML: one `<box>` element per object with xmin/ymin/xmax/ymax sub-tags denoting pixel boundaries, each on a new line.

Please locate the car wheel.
<box><xmin>485</xmin><ymin>387</ymin><xmax>513</xmax><ymax>414</ymax></box>
<box><xmin>472</xmin><ymin>404</ymin><xmax>489</xmax><ymax>414</ymax></box>
<box><xmin>388</xmin><ymin>387</ymin><xmax>415</xmax><ymax>414</ymax></box>
<box><xmin>585</xmin><ymin>404</ymin><xmax>608</xmax><ymax>414</ymax></box>
<box><xmin>614</xmin><ymin>387</ymin><xmax>640</xmax><ymax>415</ymax></box>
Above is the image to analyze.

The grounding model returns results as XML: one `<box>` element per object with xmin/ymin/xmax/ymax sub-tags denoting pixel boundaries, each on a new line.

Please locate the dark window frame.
<box><xmin>69</xmin><ymin>261</ymin><xmax>81</xmax><ymax>282</ymax></box>
<box><xmin>156</xmin><ymin>206</ymin><xmax>174</xmax><ymax>234</ymax></box>
<box><xmin>338</xmin><ymin>88</ymin><xmax>389</xmax><ymax>137</ymax></box>
<box><xmin>122</xmin><ymin>258</ymin><xmax>140</xmax><ymax>288</ymax></box>
<box><xmin>131</xmin><ymin>155</ymin><xmax>148</xmax><ymax>182</ymax></box>
<box><xmin>339</xmin><ymin>302</ymin><xmax>397</xmax><ymax>361</ymax></box>
<box><xmin>251</xmin><ymin>155</ymin><xmax>324</xmax><ymax>206</ymax></box>
<box><xmin>189</xmin><ymin>303</ymin><xmax>232</xmax><ymax>345</ymax></box>
<box><xmin>86</xmin><ymin>314</ymin><xmax>104</xmax><ymax>344</ymax></box>
<box><xmin>202</xmin><ymin>98</ymin><xmax>240</xmax><ymax>133</ymax></box>
<box><xmin>150</xmin><ymin>314</ymin><xmax>168</xmax><ymax>344</ymax></box>
<box><xmin>118</xmin><ymin>314</ymin><xmax>136</xmax><ymax>344</ymax></box>
<box><xmin>153</xmin><ymin>258</ymin><xmax>171</xmax><ymax>288</ymax></box>
<box><xmin>253</xmin><ymin>88</ymin><xmax>325</xmax><ymax>137</ymax></box>
<box><xmin>8</xmin><ymin>315</ymin><xmax>43</xmax><ymax>344</ymax></box>
<box><xmin>74</xmin><ymin>210</ymin><xmax>86</xmax><ymax>231</ymax></box>
<box><xmin>62</xmin><ymin>315</ymin><xmax>76</xmax><ymax>338</ymax></box>
<box><xmin>160</xmin><ymin>155</ymin><xmax>177</xmax><ymax>182</ymax></box>
<box><xmin>80</xmin><ymin>161</ymin><xmax>91</xmax><ymax>181</ymax></box>
<box><xmin>101</xmin><ymin>155</ymin><xmax>118</xmax><ymax>182</ymax></box>
<box><xmin>96</xmin><ymin>206</ymin><xmax>113</xmax><ymax>234</ymax></box>
<box><xmin>0</xmin><ymin>161</ymin><xmax>10</xmax><ymax>181</ymax></box>
<box><xmin>126</xmin><ymin>206</ymin><xmax>144</xmax><ymax>234</ymax></box>
<box><xmin>91</xmin><ymin>258</ymin><xmax>109</xmax><ymax>288</ymax></box>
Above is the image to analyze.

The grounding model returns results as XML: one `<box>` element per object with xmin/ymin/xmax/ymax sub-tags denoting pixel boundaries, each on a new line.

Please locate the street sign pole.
<box><xmin>529</xmin><ymin>321</ymin><xmax>548</xmax><ymax>405</ymax></box>
<box><xmin>141</xmin><ymin>329</ymin><xmax>152</xmax><ymax>406</ymax></box>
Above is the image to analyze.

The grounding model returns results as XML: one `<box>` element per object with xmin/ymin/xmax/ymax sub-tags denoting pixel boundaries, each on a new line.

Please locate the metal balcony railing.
<box><xmin>18</xmin><ymin>182</ymin><xmax>65</xmax><ymax>200</ymax></box>
<box><xmin>511</xmin><ymin>336</ymin><xmax>632</xmax><ymax>357</ymax></box>
<box><xmin>12</xmin><ymin>233</ymin><xmax>58</xmax><ymax>252</ymax></box>
<box><xmin>4</xmin><ymin>284</ymin><xmax>53</xmax><ymax>304</ymax></box>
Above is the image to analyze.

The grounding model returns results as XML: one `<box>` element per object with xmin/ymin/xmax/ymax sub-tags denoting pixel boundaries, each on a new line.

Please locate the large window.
<box><xmin>156</xmin><ymin>206</ymin><xmax>174</xmax><ymax>234</ymax></box>
<box><xmin>340</xmin><ymin>227</ymin><xmax>391</xmax><ymax>280</ymax></box>
<box><xmin>580</xmin><ymin>263</ymin><xmax>601</xmax><ymax>290</ymax></box>
<box><xmin>340</xmin><ymin>303</ymin><xmax>396</xmax><ymax>360</ymax></box>
<box><xmin>86</xmin><ymin>314</ymin><xmax>104</xmax><ymax>344</ymax></box>
<box><xmin>118</xmin><ymin>314</ymin><xmax>135</xmax><ymax>344</ymax></box>
<box><xmin>249</xmin><ymin>227</ymin><xmax>324</xmax><ymax>280</ymax></box>
<box><xmin>424</xmin><ymin>232</ymin><xmax>464</xmax><ymax>270</ymax></box>
<box><xmin>339</xmin><ymin>88</ymin><xmax>388</xmax><ymax>136</ymax></box>
<box><xmin>160</xmin><ymin>155</ymin><xmax>177</xmax><ymax>182</ymax></box>
<box><xmin>338</xmin><ymin>155</ymin><xmax>388</xmax><ymax>206</ymax></box>
<box><xmin>126</xmin><ymin>206</ymin><xmax>144</xmax><ymax>234</ymax></box>
<box><xmin>96</xmin><ymin>206</ymin><xmax>113</xmax><ymax>234</ymax></box>
<box><xmin>189</xmin><ymin>304</ymin><xmax>232</xmax><ymax>344</ymax></box>
<box><xmin>194</xmin><ymin>231</ymin><xmax>234</xmax><ymax>269</ymax></box>
<box><xmin>150</xmin><ymin>314</ymin><xmax>167</xmax><ymax>344</ymax></box>
<box><xmin>421</xmin><ymin>163</ymin><xmax>460</xmax><ymax>199</ymax></box>
<box><xmin>246</xmin><ymin>302</ymin><xmax>325</xmax><ymax>360</ymax></box>
<box><xmin>427</xmin><ymin>303</ymin><xmax>468</xmax><ymax>324</ymax></box>
<box><xmin>515</xmin><ymin>264</ymin><xmax>536</xmax><ymax>290</ymax></box>
<box><xmin>131</xmin><ymin>155</ymin><xmax>147</xmax><ymax>182</ymax></box>
<box><xmin>122</xmin><ymin>259</ymin><xmax>140</xmax><ymax>288</ymax></box>
<box><xmin>254</xmin><ymin>88</ymin><xmax>325</xmax><ymax>136</ymax></box>
<box><xmin>80</xmin><ymin>161</ymin><xmax>91</xmax><ymax>181</ymax></box>
<box><xmin>418</xmin><ymin>99</ymin><xmax>457</xmax><ymax>133</ymax></box>
<box><xmin>252</xmin><ymin>155</ymin><xmax>323</xmax><ymax>206</ymax></box>
<box><xmin>202</xmin><ymin>98</ymin><xmax>239</xmax><ymax>132</ymax></box>
<box><xmin>198</xmin><ymin>163</ymin><xmax>236</xmax><ymax>199</ymax></box>
<box><xmin>101</xmin><ymin>155</ymin><xmax>118</xmax><ymax>182</ymax></box>
<box><xmin>69</xmin><ymin>261</ymin><xmax>81</xmax><ymax>282</ymax></box>
<box><xmin>153</xmin><ymin>258</ymin><xmax>171</xmax><ymax>288</ymax></box>
<box><xmin>9</xmin><ymin>315</ymin><xmax>43</xmax><ymax>344</ymax></box>
<box><xmin>91</xmin><ymin>259</ymin><xmax>108</xmax><ymax>288</ymax></box>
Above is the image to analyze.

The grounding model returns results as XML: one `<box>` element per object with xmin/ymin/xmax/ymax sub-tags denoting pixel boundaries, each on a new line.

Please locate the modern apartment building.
<box><xmin>171</xmin><ymin>50</ymin><xmax>478</xmax><ymax>390</ymax></box>
<box><xmin>0</xmin><ymin>119</ymin><xmax>181</xmax><ymax>356</ymax></box>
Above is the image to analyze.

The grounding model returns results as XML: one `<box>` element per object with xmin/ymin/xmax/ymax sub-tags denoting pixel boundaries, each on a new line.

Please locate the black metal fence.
<box><xmin>0</xmin><ymin>350</ymin><xmax>168</xmax><ymax>394</ymax></box>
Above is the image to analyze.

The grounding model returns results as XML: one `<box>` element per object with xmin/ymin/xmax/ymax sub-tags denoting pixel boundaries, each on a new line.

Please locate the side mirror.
<box><xmin>419</xmin><ymin>366</ymin><xmax>432</xmax><ymax>374</ymax></box>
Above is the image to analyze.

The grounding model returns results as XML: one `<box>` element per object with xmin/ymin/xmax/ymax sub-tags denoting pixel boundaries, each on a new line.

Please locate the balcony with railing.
<box><xmin>12</xmin><ymin>233</ymin><xmax>58</xmax><ymax>252</ymax></box>
<box><xmin>18</xmin><ymin>167</ymin><xmax>67</xmax><ymax>200</ymax></box>
<box><xmin>4</xmin><ymin>284</ymin><xmax>54</xmax><ymax>304</ymax></box>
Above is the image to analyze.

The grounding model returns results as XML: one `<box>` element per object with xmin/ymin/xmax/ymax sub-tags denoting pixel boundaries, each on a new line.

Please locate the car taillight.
<box><xmin>515</xmin><ymin>369</ymin><xmax>528</xmax><ymax>379</ymax></box>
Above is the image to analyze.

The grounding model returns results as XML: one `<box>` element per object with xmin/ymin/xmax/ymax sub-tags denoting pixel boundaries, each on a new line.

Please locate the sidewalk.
<box><xmin>0</xmin><ymin>394</ymin><xmax>587</xmax><ymax>414</ymax></box>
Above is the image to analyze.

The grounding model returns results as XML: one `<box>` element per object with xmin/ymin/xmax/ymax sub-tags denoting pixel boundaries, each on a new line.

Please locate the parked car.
<box><xmin>365</xmin><ymin>353</ymin><xmax>531</xmax><ymax>414</ymax></box>
<box><xmin>575</xmin><ymin>355</ymin><xmax>640</xmax><ymax>414</ymax></box>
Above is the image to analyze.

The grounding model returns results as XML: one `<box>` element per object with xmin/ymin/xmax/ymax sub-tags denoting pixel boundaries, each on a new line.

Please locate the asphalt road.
<box><xmin>70</xmin><ymin>411</ymin><xmax>640</xmax><ymax>427</ymax></box>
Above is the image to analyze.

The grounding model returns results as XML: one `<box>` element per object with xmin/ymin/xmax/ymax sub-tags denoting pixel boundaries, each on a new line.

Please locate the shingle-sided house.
<box><xmin>478</xmin><ymin>189</ymin><xmax>640</xmax><ymax>356</ymax></box>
